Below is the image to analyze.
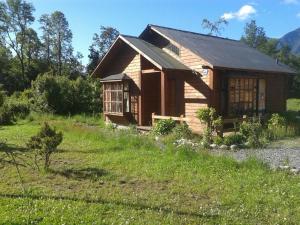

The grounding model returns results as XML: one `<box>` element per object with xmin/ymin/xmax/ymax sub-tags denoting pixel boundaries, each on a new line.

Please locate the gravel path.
<box><xmin>210</xmin><ymin>148</ymin><xmax>300</xmax><ymax>170</ymax></box>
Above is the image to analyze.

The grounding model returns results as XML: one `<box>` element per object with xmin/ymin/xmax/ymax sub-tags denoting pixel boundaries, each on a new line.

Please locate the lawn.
<box><xmin>0</xmin><ymin>114</ymin><xmax>300</xmax><ymax>224</ymax></box>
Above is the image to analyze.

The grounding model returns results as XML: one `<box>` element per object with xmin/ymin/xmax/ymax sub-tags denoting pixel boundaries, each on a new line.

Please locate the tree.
<box><xmin>87</xmin><ymin>26</ymin><xmax>119</xmax><ymax>74</ymax></box>
<box><xmin>0</xmin><ymin>0</ymin><xmax>35</xmax><ymax>85</ymax></box>
<box><xmin>241</xmin><ymin>20</ymin><xmax>267</xmax><ymax>50</ymax></box>
<box><xmin>201</xmin><ymin>18</ymin><xmax>228</xmax><ymax>36</ymax></box>
<box><xmin>49</xmin><ymin>11</ymin><xmax>73</xmax><ymax>76</ymax></box>
<box><xmin>27</xmin><ymin>122</ymin><xmax>63</xmax><ymax>170</ymax></box>
<box><xmin>39</xmin><ymin>14</ymin><xmax>52</xmax><ymax>67</ymax></box>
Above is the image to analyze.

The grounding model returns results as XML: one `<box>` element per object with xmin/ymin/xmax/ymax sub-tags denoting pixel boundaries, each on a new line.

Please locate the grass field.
<box><xmin>287</xmin><ymin>98</ymin><xmax>300</xmax><ymax>112</ymax></box>
<box><xmin>0</xmin><ymin>114</ymin><xmax>300</xmax><ymax>224</ymax></box>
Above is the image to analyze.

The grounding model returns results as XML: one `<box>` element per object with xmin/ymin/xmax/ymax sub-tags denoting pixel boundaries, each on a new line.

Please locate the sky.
<box><xmin>28</xmin><ymin>0</ymin><xmax>300</xmax><ymax>65</ymax></box>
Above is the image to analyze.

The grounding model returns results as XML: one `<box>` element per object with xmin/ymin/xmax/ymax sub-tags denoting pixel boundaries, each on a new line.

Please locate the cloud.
<box><xmin>297</xmin><ymin>12</ymin><xmax>300</xmax><ymax>17</ymax></box>
<box><xmin>221</xmin><ymin>5</ymin><xmax>257</xmax><ymax>21</ymax></box>
<box><xmin>282</xmin><ymin>0</ymin><xmax>299</xmax><ymax>4</ymax></box>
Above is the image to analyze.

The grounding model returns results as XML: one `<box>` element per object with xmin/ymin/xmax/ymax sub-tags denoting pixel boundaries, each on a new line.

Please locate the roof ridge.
<box><xmin>148</xmin><ymin>24</ymin><xmax>240</xmax><ymax>42</ymax></box>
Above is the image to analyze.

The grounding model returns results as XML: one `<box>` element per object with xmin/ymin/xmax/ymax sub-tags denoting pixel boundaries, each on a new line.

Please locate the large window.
<box><xmin>228</xmin><ymin>78</ymin><xmax>265</xmax><ymax>116</ymax></box>
<box><xmin>103</xmin><ymin>81</ymin><xmax>130</xmax><ymax>114</ymax></box>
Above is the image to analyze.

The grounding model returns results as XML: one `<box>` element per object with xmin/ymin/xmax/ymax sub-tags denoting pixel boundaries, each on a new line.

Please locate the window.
<box><xmin>103</xmin><ymin>81</ymin><xmax>130</xmax><ymax>114</ymax></box>
<box><xmin>166</xmin><ymin>43</ymin><xmax>180</xmax><ymax>56</ymax></box>
<box><xmin>228</xmin><ymin>78</ymin><xmax>265</xmax><ymax>116</ymax></box>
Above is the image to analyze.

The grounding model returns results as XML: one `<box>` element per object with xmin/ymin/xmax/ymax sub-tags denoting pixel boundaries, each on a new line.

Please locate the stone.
<box><xmin>279</xmin><ymin>165</ymin><xmax>290</xmax><ymax>170</ymax></box>
<box><xmin>230</xmin><ymin>145</ymin><xmax>238</xmax><ymax>150</ymax></box>
<box><xmin>210</xmin><ymin>144</ymin><xmax>217</xmax><ymax>149</ymax></box>
<box><xmin>220</xmin><ymin>144</ymin><xmax>228</xmax><ymax>150</ymax></box>
<box><xmin>290</xmin><ymin>168</ymin><xmax>300</xmax><ymax>174</ymax></box>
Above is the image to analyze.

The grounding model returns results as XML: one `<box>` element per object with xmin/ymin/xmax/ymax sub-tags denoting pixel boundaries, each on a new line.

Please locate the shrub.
<box><xmin>31</xmin><ymin>73</ymin><xmax>101</xmax><ymax>115</ymax></box>
<box><xmin>267</xmin><ymin>113</ymin><xmax>288</xmax><ymax>140</ymax></box>
<box><xmin>240</xmin><ymin>118</ymin><xmax>264</xmax><ymax>148</ymax></box>
<box><xmin>197</xmin><ymin>107</ymin><xmax>222</xmax><ymax>144</ymax></box>
<box><xmin>172</xmin><ymin>123</ymin><xmax>193</xmax><ymax>139</ymax></box>
<box><xmin>27</xmin><ymin>122</ymin><xmax>63</xmax><ymax>170</ymax></box>
<box><xmin>223</xmin><ymin>133</ymin><xmax>245</xmax><ymax>146</ymax></box>
<box><xmin>152</xmin><ymin>119</ymin><xmax>176</xmax><ymax>135</ymax></box>
<box><xmin>0</xmin><ymin>92</ymin><xmax>30</xmax><ymax>125</ymax></box>
<box><xmin>213</xmin><ymin>135</ymin><xmax>223</xmax><ymax>145</ymax></box>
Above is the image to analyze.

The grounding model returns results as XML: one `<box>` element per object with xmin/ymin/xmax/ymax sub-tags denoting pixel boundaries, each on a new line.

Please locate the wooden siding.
<box><xmin>102</xmin><ymin>46</ymin><xmax>141</xmax><ymax>124</ymax></box>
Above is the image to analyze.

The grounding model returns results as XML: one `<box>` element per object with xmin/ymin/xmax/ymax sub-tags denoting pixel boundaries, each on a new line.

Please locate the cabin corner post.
<box><xmin>138</xmin><ymin>70</ymin><xmax>143</xmax><ymax>126</ymax></box>
<box><xmin>161</xmin><ymin>70</ymin><xmax>167</xmax><ymax>116</ymax></box>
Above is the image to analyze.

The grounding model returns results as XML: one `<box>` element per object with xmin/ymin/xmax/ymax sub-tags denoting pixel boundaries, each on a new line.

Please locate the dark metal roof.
<box><xmin>121</xmin><ymin>35</ymin><xmax>190</xmax><ymax>70</ymax></box>
<box><xmin>100</xmin><ymin>73</ymin><xmax>131</xmax><ymax>82</ymax></box>
<box><xmin>147</xmin><ymin>25</ymin><xmax>296</xmax><ymax>74</ymax></box>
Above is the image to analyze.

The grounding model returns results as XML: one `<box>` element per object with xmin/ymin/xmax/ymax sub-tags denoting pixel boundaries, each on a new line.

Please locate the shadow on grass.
<box><xmin>49</xmin><ymin>167</ymin><xmax>108</xmax><ymax>181</ymax></box>
<box><xmin>0</xmin><ymin>143</ymin><xmax>30</xmax><ymax>168</ymax></box>
<box><xmin>0</xmin><ymin>193</ymin><xmax>219</xmax><ymax>219</ymax></box>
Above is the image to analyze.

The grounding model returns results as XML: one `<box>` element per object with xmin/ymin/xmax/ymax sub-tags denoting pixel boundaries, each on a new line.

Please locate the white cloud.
<box><xmin>221</xmin><ymin>5</ymin><xmax>257</xmax><ymax>21</ymax></box>
<box><xmin>282</xmin><ymin>0</ymin><xmax>299</xmax><ymax>4</ymax></box>
<box><xmin>297</xmin><ymin>12</ymin><xmax>300</xmax><ymax>17</ymax></box>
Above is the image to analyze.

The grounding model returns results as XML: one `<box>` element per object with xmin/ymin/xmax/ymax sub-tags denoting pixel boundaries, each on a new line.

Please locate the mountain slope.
<box><xmin>278</xmin><ymin>28</ymin><xmax>300</xmax><ymax>55</ymax></box>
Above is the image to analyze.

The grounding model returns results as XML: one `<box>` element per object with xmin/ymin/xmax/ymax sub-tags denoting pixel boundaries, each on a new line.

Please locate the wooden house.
<box><xmin>92</xmin><ymin>25</ymin><xmax>295</xmax><ymax>133</ymax></box>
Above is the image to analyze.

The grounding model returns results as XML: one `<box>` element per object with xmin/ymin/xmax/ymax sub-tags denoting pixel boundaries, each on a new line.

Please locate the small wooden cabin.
<box><xmin>92</xmin><ymin>25</ymin><xmax>295</xmax><ymax>133</ymax></box>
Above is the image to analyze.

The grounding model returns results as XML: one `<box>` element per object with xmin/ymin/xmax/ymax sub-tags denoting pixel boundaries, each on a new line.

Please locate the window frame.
<box><xmin>102</xmin><ymin>81</ymin><xmax>131</xmax><ymax>116</ymax></box>
<box><xmin>228</xmin><ymin>77</ymin><xmax>266</xmax><ymax>117</ymax></box>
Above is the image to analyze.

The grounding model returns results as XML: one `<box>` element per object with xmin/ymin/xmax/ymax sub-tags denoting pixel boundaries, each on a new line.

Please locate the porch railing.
<box><xmin>151</xmin><ymin>113</ymin><xmax>188</xmax><ymax>126</ymax></box>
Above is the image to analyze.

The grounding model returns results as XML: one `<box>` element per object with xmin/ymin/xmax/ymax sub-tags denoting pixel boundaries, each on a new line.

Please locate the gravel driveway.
<box><xmin>211</xmin><ymin>148</ymin><xmax>300</xmax><ymax>170</ymax></box>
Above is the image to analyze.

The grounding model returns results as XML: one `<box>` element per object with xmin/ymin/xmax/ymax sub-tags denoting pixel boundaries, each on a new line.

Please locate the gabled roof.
<box><xmin>100</xmin><ymin>73</ymin><xmax>131</xmax><ymax>82</ymax></box>
<box><xmin>92</xmin><ymin>34</ymin><xmax>190</xmax><ymax>76</ymax></box>
<box><xmin>144</xmin><ymin>24</ymin><xmax>296</xmax><ymax>74</ymax></box>
<box><xmin>121</xmin><ymin>35</ymin><xmax>189</xmax><ymax>71</ymax></box>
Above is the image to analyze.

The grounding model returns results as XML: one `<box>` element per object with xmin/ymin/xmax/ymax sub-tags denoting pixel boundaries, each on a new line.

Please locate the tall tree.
<box><xmin>201</xmin><ymin>18</ymin><xmax>228</xmax><ymax>36</ymax></box>
<box><xmin>87</xmin><ymin>26</ymin><xmax>119</xmax><ymax>74</ymax></box>
<box><xmin>50</xmin><ymin>11</ymin><xmax>72</xmax><ymax>76</ymax></box>
<box><xmin>241</xmin><ymin>20</ymin><xmax>267</xmax><ymax>50</ymax></box>
<box><xmin>0</xmin><ymin>0</ymin><xmax>35</xmax><ymax>84</ymax></box>
<box><xmin>39</xmin><ymin>14</ymin><xmax>52</xmax><ymax>67</ymax></box>
<box><xmin>22</xmin><ymin>28</ymin><xmax>41</xmax><ymax>66</ymax></box>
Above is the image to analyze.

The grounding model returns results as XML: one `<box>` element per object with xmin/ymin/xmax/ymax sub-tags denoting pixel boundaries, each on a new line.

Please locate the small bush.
<box><xmin>213</xmin><ymin>135</ymin><xmax>223</xmax><ymax>145</ymax></box>
<box><xmin>223</xmin><ymin>133</ymin><xmax>245</xmax><ymax>146</ymax></box>
<box><xmin>197</xmin><ymin>107</ymin><xmax>222</xmax><ymax>144</ymax></box>
<box><xmin>240</xmin><ymin>119</ymin><xmax>264</xmax><ymax>148</ymax></box>
<box><xmin>27</xmin><ymin>122</ymin><xmax>63</xmax><ymax>170</ymax></box>
<box><xmin>152</xmin><ymin>119</ymin><xmax>176</xmax><ymax>135</ymax></box>
<box><xmin>172</xmin><ymin>123</ymin><xmax>193</xmax><ymax>139</ymax></box>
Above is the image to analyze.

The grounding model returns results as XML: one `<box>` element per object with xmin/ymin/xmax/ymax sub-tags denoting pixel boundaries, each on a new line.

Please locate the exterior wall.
<box><xmin>102</xmin><ymin>46</ymin><xmax>141</xmax><ymax>124</ymax></box>
<box><xmin>265</xmin><ymin>73</ymin><xmax>287</xmax><ymax>113</ymax></box>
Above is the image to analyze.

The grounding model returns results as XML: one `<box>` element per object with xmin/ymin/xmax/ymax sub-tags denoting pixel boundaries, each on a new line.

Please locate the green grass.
<box><xmin>0</xmin><ymin>115</ymin><xmax>300</xmax><ymax>224</ymax></box>
<box><xmin>287</xmin><ymin>98</ymin><xmax>300</xmax><ymax>112</ymax></box>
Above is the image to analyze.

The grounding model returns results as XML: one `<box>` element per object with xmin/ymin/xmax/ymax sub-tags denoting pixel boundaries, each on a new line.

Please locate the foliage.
<box><xmin>87</xmin><ymin>26</ymin><xmax>119</xmax><ymax>74</ymax></box>
<box><xmin>241</xmin><ymin>20</ymin><xmax>267</xmax><ymax>50</ymax></box>
<box><xmin>0</xmin><ymin>0</ymin><xmax>35</xmax><ymax>84</ymax></box>
<box><xmin>171</xmin><ymin>123</ymin><xmax>193</xmax><ymax>139</ymax></box>
<box><xmin>202</xmin><ymin>18</ymin><xmax>228</xmax><ymax>36</ymax></box>
<box><xmin>0</xmin><ymin>91</ymin><xmax>30</xmax><ymax>125</ymax></box>
<box><xmin>223</xmin><ymin>133</ymin><xmax>245</xmax><ymax>146</ymax></box>
<box><xmin>197</xmin><ymin>107</ymin><xmax>222</xmax><ymax>144</ymax></box>
<box><xmin>152</xmin><ymin>119</ymin><xmax>176</xmax><ymax>135</ymax></box>
<box><xmin>26</xmin><ymin>122</ymin><xmax>63</xmax><ymax>170</ymax></box>
<box><xmin>31</xmin><ymin>73</ymin><xmax>102</xmax><ymax>114</ymax></box>
<box><xmin>239</xmin><ymin>118</ymin><xmax>265</xmax><ymax>148</ymax></box>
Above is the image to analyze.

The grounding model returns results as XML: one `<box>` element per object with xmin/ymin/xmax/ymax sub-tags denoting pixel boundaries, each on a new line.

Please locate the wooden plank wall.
<box><xmin>163</xmin><ymin>40</ymin><xmax>213</xmax><ymax>133</ymax></box>
<box><xmin>102</xmin><ymin>46</ymin><xmax>141</xmax><ymax>124</ymax></box>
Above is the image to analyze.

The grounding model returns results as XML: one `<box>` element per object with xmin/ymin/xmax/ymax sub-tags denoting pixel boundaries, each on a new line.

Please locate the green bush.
<box><xmin>172</xmin><ymin>123</ymin><xmax>193</xmax><ymax>139</ymax></box>
<box><xmin>31</xmin><ymin>73</ymin><xmax>102</xmax><ymax>115</ymax></box>
<box><xmin>240</xmin><ymin>119</ymin><xmax>264</xmax><ymax>148</ymax></box>
<box><xmin>197</xmin><ymin>107</ymin><xmax>222</xmax><ymax>144</ymax></box>
<box><xmin>152</xmin><ymin>119</ymin><xmax>176</xmax><ymax>135</ymax></box>
<box><xmin>223</xmin><ymin>133</ymin><xmax>245</xmax><ymax>146</ymax></box>
<box><xmin>27</xmin><ymin>122</ymin><xmax>63</xmax><ymax>170</ymax></box>
<box><xmin>0</xmin><ymin>92</ymin><xmax>30</xmax><ymax>125</ymax></box>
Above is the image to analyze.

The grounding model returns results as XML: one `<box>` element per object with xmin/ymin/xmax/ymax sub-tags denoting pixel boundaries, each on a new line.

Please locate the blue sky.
<box><xmin>29</xmin><ymin>0</ymin><xmax>300</xmax><ymax>65</ymax></box>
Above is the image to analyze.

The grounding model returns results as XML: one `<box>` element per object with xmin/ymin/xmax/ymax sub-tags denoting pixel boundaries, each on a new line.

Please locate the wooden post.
<box><xmin>161</xmin><ymin>71</ymin><xmax>166</xmax><ymax>116</ymax></box>
<box><xmin>180</xmin><ymin>114</ymin><xmax>184</xmax><ymax>124</ymax></box>
<box><xmin>152</xmin><ymin>113</ymin><xmax>155</xmax><ymax>126</ymax></box>
<box><xmin>138</xmin><ymin>71</ymin><xmax>142</xmax><ymax>126</ymax></box>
